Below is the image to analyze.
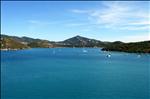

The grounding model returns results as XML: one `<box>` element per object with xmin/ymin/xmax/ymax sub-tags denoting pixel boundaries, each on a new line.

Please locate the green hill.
<box><xmin>1</xmin><ymin>34</ymin><xmax>54</xmax><ymax>49</ymax></box>
<box><xmin>102</xmin><ymin>41</ymin><xmax>150</xmax><ymax>53</ymax></box>
<box><xmin>0</xmin><ymin>37</ymin><xmax>28</xmax><ymax>49</ymax></box>
<box><xmin>27</xmin><ymin>41</ymin><xmax>53</xmax><ymax>48</ymax></box>
<box><xmin>61</xmin><ymin>35</ymin><xmax>106</xmax><ymax>47</ymax></box>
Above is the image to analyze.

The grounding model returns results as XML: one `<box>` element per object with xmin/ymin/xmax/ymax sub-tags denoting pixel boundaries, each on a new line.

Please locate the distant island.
<box><xmin>0</xmin><ymin>34</ymin><xmax>150</xmax><ymax>53</ymax></box>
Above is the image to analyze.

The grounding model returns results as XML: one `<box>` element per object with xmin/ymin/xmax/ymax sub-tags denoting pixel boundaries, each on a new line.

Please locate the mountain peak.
<box><xmin>62</xmin><ymin>35</ymin><xmax>103</xmax><ymax>47</ymax></box>
<box><xmin>74</xmin><ymin>35</ymin><xmax>82</xmax><ymax>38</ymax></box>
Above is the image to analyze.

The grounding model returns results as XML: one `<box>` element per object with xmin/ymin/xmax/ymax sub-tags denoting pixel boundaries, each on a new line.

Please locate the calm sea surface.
<box><xmin>1</xmin><ymin>48</ymin><xmax>150</xmax><ymax>99</ymax></box>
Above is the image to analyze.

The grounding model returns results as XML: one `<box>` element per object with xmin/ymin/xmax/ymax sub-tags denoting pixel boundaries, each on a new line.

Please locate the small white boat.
<box><xmin>83</xmin><ymin>49</ymin><xmax>87</xmax><ymax>53</ymax></box>
<box><xmin>137</xmin><ymin>55</ymin><xmax>141</xmax><ymax>58</ymax></box>
<box><xmin>107</xmin><ymin>54</ymin><xmax>111</xmax><ymax>58</ymax></box>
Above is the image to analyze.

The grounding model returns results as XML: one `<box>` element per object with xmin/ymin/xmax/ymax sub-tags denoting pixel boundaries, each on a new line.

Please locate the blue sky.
<box><xmin>1</xmin><ymin>1</ymin><xmax>150</xmax><ymax>42</ymax></box>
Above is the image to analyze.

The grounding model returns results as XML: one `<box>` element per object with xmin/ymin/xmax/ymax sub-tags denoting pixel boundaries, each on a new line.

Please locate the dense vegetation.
<box><xmin>1</xmin><ymin>34</ymin><xmax>150</xmax><ymax>53</ymax></box>
<box><xmin>102</xmin><ymin>41</ymin><xmax>150</xmax><ymax>53</ymax></box>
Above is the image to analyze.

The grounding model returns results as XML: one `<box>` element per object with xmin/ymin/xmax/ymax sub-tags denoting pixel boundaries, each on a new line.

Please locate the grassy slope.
<box><xmin>0</xmin><ymin>38</ymin><xmax>28</xmax><ymax>49</ymax></box>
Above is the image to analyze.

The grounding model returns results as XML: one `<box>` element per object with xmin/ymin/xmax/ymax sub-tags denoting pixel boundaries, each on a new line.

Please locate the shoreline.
<box><xmin>1</xmin><ymin>47</ymin><xmax>150</xmax><ymax>54</ymax></box>
<box><xmin>0</xmin><ymin>48</ymin><xmax>30</xmax><ymax>51</ymax></box>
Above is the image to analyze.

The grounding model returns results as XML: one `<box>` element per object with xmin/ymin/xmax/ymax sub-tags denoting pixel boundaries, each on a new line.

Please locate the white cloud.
<box><xmin>71</xmin><ymin>9</ymin><xmax>90</xmax><ymax>14</ymax></box>
<box><xmin>129</xmin><ymin>20</ymin><xmax>150</xmax><ymax>25</ymax></box>
<box><xmin>120</xmin><ymin>25</ymin><xmax>150</xmax><ymax>31</ymax></box>
<box><xmin>92</xmin><ymin>2</ymin><xmax>130</xmax><ymax>25</ymax></box>
<box><xmin>71</xmin><ymin>1</ymin><xmax>150</xmax><ymax>30</ymax></box>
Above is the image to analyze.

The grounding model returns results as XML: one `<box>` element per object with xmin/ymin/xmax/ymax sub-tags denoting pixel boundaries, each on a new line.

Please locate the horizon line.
<box><xmin>1</xmin><ymin>33</ymin><xmax>149</xmax><ymax>43</ymax></box>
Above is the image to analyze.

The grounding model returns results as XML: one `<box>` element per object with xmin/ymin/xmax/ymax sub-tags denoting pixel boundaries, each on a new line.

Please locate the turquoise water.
<box><xmin>1</xmin><ymin>48</ymin><xmax>150</xmax><ymax>99</ymax></box>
